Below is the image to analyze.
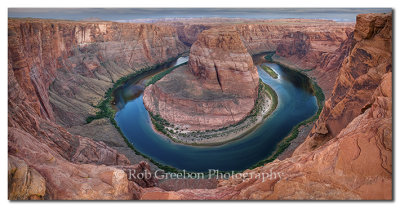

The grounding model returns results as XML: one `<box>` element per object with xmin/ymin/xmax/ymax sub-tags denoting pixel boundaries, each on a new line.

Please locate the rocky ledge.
<box><xmin>295</xmin><ymin>12</ymin><xmax>392</xmax><ymax>154</ymax></box>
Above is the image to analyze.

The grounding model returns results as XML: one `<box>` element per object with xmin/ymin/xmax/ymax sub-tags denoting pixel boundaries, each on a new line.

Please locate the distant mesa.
<box><xmin>81</xmin><ymin>17</ymin><xmax>105</xmax><ymax>22</ymax></box>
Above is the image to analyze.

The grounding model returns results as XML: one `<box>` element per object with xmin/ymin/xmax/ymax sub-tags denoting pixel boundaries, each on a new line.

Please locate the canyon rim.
<box><xmin>7</xmin><ymin>8</ymin><xmax>392</xmax><ymax>200</ymax></box>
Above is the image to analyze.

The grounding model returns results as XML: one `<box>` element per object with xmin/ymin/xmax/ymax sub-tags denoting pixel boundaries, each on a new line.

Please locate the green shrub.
<box><xmin>261</xmin><ymin>64</ymin><xmax>278</xmax><ymax>79</ymax></box>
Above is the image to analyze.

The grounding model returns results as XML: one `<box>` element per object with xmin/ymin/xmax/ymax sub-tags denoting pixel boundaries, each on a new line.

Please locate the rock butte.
<box><xmin>7</xmin><ymin>13</ymin><xmax>392</xmax><ymax>200</ymax></box>
<box><xmin>143</xmin><ymin>27</ymin><xmax>260</xmax><ymax>131</ymax></box>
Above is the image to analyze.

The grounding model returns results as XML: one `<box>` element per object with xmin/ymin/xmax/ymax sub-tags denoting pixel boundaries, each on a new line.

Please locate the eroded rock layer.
<box><xmin>8</xmin><ymin>18</ymin><xmax>186</xmax><ymax>199</ymax></box>
<box><xmin>166</xmin><ymin>19</ymin><xmax>354</xmax><ymax>97</ymax></box>
<box><xmin>143</xmin><ymin>28</ymin><xmax>259</xmax><ymax>131</ymax></box>
<box><xmin>188</xmin><ymin>27</ymin><xmax>259</xmax><ymax>97</ymax></box>
<box><xmin>237</xmin><ymin>20</ymin><xmax>354</xmax><ymax>97</ymax></box>
<box><xmin>295</xmin><ymin>12</ymin><xmax>392</xmax><ymax>154</ymax></box>
<box><xmin>141</xmin><ymin>14</ymin><xmax>393</xmax><ymax>200</ymax></box>
<box><xmin>8</xmin><ymin>18</ymin><xmax>188</xmax><ymax>126</ymax></box>
<box><xmin>140</xmin><ymin>13</ymin><xmax>392</xmax><ymax>200</ymax></box>
<box><xmin>8</xmin><ymin>61</ymin><xmax>157</xmax><ymax>200</ymax></box>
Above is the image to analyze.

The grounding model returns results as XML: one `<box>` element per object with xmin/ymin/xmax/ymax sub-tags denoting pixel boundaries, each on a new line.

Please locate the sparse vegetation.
<box><xmin>261</xmin><ymin>64</ymin><xmax>278</xmax><ymax>79</ymax></box>
<box><xmin>85</xmin><ymin>53</ymin><xmax>188</xmax><ymax>174</ymax></box>
<box><xmin>263</xmin><ymin>82</ymin><xmax>279</xmax><ymax>114</ymax></box>
<box><xmin>86</xmin><ymin>54</ymin><xmax>186</xmax><ymax>123</ymax></box>
<box><xmin>149</xmin><ymin>80</ymin><xmax>279</xmax><ymax>146</ymax></box>
<box><xmin>86</xmin><ymin>87</ymin><xmax>114</xmax><ymax>123</ymax></box>
<box><xmin>86</xmin><ymin>50</ymin><xmax>325</xmax><ymax>174</ymax></box>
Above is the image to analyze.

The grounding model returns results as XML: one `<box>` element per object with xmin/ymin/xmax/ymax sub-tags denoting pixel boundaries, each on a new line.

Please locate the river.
<box><xmin>113</xmin><ymin>55</ymin><xmax>317</xmax><ymax>172</ymax></box>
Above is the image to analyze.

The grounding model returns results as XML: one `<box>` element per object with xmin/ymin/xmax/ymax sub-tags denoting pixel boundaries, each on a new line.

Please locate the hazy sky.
<box><xmin>8</xmin><ymin>8</ymin><xmax>392</xmax><ymax>22</ymax></box>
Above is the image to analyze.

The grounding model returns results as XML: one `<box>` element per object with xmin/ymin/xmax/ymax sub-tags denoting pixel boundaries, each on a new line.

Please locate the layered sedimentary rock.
<box><xmin>237</xmin><ymin>21</ymin><xmax>352</xmax><ymax>97</ymax></box>
<box><xmin>295</xmin><ymin>12</ymin><xmax>392</xmax><ymax>154</ymax></box>
<box><xmin>269</xmin><ymin>26</ymin><xmax>354</xmax><ymax>97</ymax></box>
<box><xmin>8</xmin><ymin>13</ymin><xmax>392</xmax><ymax>200</ymax></box>
<box><xmin>175</xmin><ymin>23</ymin><xmax>213</xmax><ymax>46</ymax></box>
<box><xmin>171</xmin><ymin>19</ymin><xmax>353</xmax><ymax>96</ymax></box>
<box><xmin>8</xmin><ymin>62</ymin><xmax>156</xmax><ymax>200</ymax></box>
<box><xmin>188</xmin><ymin>27</ymin><xmax>259</xmax><ymax>97</ymax></box>
<box><xmin>143</xmin><ymin>28</ymin><xmax>259</xmax><ymax>131</ymax></box>
<box><xmin>236</xmin><ymin>20</ymin><xmax>352</xmax><ymax>56</ymax></box>
<box><xmin>140</xmin><ymin>13</ymin><xmax>392</xmax><ymax>200</ymax></box>
<box><xmin>8</xmin><ymin>155</ymin><xmax>46</xmax><ymax>200</ymax></box>
<box><xmin>8</xmin><ymin>18</ymin><xmax>186</xmax><ymax>199</ymax></box>
<box><xmin>8</xmin><ymin>18</ymin><xmax>188</xmax><ymax>126</ymax></box>
<box><xmin>305</xmin><ymin>32</ymin><xmax>356</xmax><ymax>97</ymax></box>
<box><xmin>143</xmin><ymin>71</ymin><xmax>392</xmax><ymax>200</ymax></box>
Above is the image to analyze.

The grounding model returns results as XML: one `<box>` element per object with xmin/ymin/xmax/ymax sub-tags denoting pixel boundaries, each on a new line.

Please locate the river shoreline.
<box><xmin>88</xmin><ymin>51</ymin><xmax>323</xmax><ymax>173</ymax></box>
<box><xmin>148</xmin><ymin>80</ymin><xmax>278</xmax><ymax>146</ymax></box>
<box><xmin>249</xmin><ymin>54</ymin><xmax>325</xmax><ymax>168</ymax></box>
<box><xmin>86</xmin><ymin>53</ymin><xmax>189</xmax><ymax>173</ymax></box>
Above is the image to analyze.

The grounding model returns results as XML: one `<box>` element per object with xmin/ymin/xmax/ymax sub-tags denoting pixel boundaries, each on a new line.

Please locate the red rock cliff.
<box><xmin>140</xmin><ymin>13</ymin><xmax>392</xmax><ymax>200</ymax></box>
<box><xmin>8</xmin><ymin>18</ymin><xmax>188</xmax><ymax>126</ymax></box>
<box><xmin>8</xmin><ymin>14</ymin><xmax>391</xmax><ymax>200</ymax></box>
<box><xmin>8</xmin><ymin>18</ymin><xmax>188</xmax><ymax>199</ymax></box>
<box><xmin>143</xmin><ymin>28</ymin><xmax>259</xmax><ymax>131</ymax></box>
<box><xmin>188</xmin><ymin>27</ymin><xmax>259</xmax><ymax>97</ymax></box>
<box><xmin>8</xmin><ymin>60</ymin><xmax>156</xmax><ymax>199</ymax></box>
<box><xmin>172</xmin><ymin>19</ymin><xmax>354</xmax><ymax>96</ymax></box>
<box><xmin>295</xmin><ymin>13</ymin><xmax>392</xmax><ymax>154</ymax></box>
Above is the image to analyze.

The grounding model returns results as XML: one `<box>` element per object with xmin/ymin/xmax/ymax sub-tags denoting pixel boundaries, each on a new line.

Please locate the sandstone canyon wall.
<box><xmin>140</xmin><ymin>13</ymin><xmax>392</xmax><ymax>200</ymax></box>
<box><xmin>8</xmin><ymin>18</ymin><xmax>188</xmax><ymax>126</ymax></box>
<box><xmin>171</xmin><ymin>19</ymin><xmax>354</xmax><ymax>97</ymax></box>
<box><xmin>9</xmin><ymin>61</ymin><xmax>156</xmax><ymax>199</ymax></box>
<box><xmin>175</xmin><ymin>23</ymin><xmax>213</xmax><ymax>46</ymax></box>
<box><xmin>8</xmin><ymin>13</ymin><xmax>392</xmax><ymax>200</ymax></box>
<box><xmin>188</xmin><ymin>27</ymin><xmax>259</xmax><ymax>97</ymax></box>
<box><xmin>143</xmin><ymin>27</ymin><xmax>259</xmax><ymax>131</ymax></box>
<box><xmin>295</xmin><ymin>13</ymin><xmax>392</xmax><ymax>154</ymax></box>
<box><xmin>8</xmin><ymin>18</ymin><xmax>187</xmax><ymax>199</ymax></box>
